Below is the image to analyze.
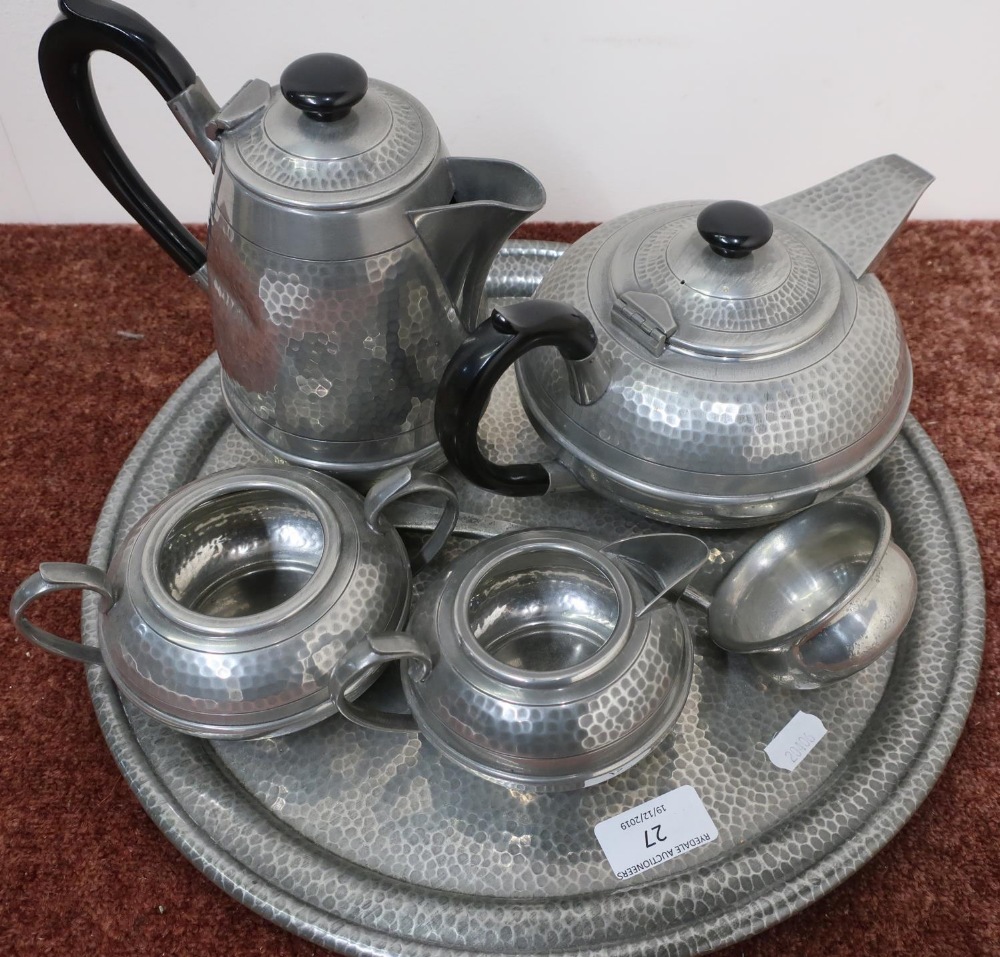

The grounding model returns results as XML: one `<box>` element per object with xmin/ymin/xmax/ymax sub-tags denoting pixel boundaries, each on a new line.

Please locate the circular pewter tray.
<box><xmin>82</xmin><ymin>242</ymin><xmax>985</xmax><ymax>956</ymax></box>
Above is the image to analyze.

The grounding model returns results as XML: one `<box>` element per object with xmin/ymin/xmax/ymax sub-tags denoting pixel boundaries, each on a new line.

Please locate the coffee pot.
<box><xmin>40</xmin><ymin>0</ymin><xmax>544</xmax><ymax>478</ymax></box>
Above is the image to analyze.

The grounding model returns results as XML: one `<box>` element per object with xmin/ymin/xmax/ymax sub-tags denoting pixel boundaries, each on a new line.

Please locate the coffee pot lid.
<box><xmin>224</xmin><ymin>53</ymin><xmax>440</xmax><ymax>207</ymax></box>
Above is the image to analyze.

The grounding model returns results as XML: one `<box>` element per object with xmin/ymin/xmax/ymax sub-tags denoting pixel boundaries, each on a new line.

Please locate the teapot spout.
<box><xmin>410</xmin><ymin>157</ymin><xmax>545</xmax><ymax>331</ymax></box>
<box><xmin>765</xmin><ymin>154</ymin><xmax>933</xmax><ymax>279</ymax></box>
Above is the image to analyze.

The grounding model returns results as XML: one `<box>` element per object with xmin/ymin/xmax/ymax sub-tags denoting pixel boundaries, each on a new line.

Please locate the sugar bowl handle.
<box><xmin>331</xmin><ymin>633</ymin><xmax>433</xmax><ymax>733</ymax></box>
<box><xmin>9</xmin><ymin>562</ymin><xmax>113</xmax><ymax>665</ymax></box>
<box><xmin>364</xmin><ymin>466</ymin><xmax>459</xmax><ymax>573</ymax></box>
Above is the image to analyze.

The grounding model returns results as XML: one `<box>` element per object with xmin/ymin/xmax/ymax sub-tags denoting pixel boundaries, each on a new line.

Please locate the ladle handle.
<box><xmin>331</xmin><ymin>633</ymin><xmax>433</xmax><ymax>733</ymax></box>
<box><xmin>9</xmin><ymin>562</ymin><xmax>113</xmax><ymax>666</ymax></box>
<box><xmin>364</xmin><ymin>466</ymin><xmax>459</xmax><ymax>573</ymax></box>
<box><xmin>435</xmin><ymin>300</ymin><xmax>599</xmax><ymax>496</ymax></box>
<box><xmin>38</xmin><ymin>0</ymin><xmax>209</xmax><ymax>278</ymax></box>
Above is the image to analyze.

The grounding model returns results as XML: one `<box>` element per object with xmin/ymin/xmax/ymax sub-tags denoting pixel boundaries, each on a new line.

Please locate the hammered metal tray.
<box><xmin>81</xmin><ymin>241</ymin><xmax>985</xmax><ymax>957</ymax></box>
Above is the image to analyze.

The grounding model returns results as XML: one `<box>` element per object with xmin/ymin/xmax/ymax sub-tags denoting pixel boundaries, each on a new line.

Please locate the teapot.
<box><xmin>40</xmin><ymin>0</ymin><xmax>544</xmax><ymax>478</ymax></box>
<box><xmin>436</xmin><ymin>155</ymin><xmax>932</xmax><ymax>527</ymax></box>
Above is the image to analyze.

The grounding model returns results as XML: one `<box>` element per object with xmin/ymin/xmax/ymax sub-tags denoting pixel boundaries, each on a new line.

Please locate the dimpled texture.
<box><xmin>234</xmin><ymin>83</ymin><xmax>425</xmax><ymax>194</ymax></box>
<box><xmin>764</xmin><ymin>154</ymin><xmax>934</xmax><ymax>278</ymax></box>
<box><xmin>78</xmin><ymin>243</ymin><xmax>983</xmax><ymax>956</ymax></box>
<box><xmin>575</xmin><ymin>617</ymin><xmax>681</xmax><ymax>752</ymax></box>
<box><xmin>400</xmin><ymin>545</ymin><xmax>691</xmax><ymax>788</ymax></box>
<box><xmin>209</xmin><ymin>215</ymin><xmax>466</xmax><ymax>463</ymax></box>
<box><xmin>635</xmin><ymin>216</ymin><xmax>823</xmax><ymax>334</ymax></box>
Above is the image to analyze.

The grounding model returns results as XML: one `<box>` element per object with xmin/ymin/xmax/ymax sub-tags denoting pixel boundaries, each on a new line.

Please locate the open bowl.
<box><xmin>705</xmin><ymin>497</ymin><xmax>917</xmax><ymax>689</ymax></box>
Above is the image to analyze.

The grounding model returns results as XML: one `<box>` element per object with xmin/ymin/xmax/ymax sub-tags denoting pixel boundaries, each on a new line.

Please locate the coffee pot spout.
<box><xmin>765</xmin><ymin>154</ymin><xmax>933</xmax><ymax>278</ymax></box>
<box><xmin>409</xmin><ymin>157</ymin><xmax>545</xmax><ymax>331</ymax></box>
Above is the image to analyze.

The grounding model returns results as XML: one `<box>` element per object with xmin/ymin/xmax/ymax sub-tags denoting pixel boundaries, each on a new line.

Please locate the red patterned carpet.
<box><xmin>0</xmin><ymin>222</ymin><xmax>996</xmax><ymax>956</ymax></box>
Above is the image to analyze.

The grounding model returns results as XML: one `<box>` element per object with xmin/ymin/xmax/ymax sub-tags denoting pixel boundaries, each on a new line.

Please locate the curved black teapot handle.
<box><xmin>434</xmin><ymin>299</ymin><xmax>598</xmax><ymax>496</ymax></box>
<box><xmin>38</xmin><ymin>0</ymin><xmax>208</xmax><ymax>278</ymax></box>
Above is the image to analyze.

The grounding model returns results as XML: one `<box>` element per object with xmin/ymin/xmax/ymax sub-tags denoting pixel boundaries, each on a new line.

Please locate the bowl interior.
<box><xmin>716</xmin><ymin>504</ymin><xmax>881</xmax><ymax>647</ymax></box>
<box><xmin>466</xmin><ymin>547</ymin><xmax>620</xmax><ymax>673</ymax></box>
<box><xmin>156</xmin><ymin>487</ymin><xmax>326</xmax><ymax>619</ymax></box>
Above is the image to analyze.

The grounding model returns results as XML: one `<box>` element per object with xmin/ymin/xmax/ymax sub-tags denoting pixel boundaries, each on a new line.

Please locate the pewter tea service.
<box><xmin>9</xmin><ymin>14</ymin><xmax>945</xmax><ymax>941</ymax></box>
<box><xmin>40</xmin><ymin>0</ymin><xmax>544</xmax><ymax>478</ymax></box>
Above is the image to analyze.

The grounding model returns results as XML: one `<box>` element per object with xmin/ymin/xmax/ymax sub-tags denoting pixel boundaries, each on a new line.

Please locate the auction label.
<box><xmin>764</xmin><ymin>711</ymin><xmax>827</xmax><ymax>771</ymax></box>
<box><xmin>594</xmin><ymin>785</ymin><xmax>718</xmax><ymax>880</ymax></box>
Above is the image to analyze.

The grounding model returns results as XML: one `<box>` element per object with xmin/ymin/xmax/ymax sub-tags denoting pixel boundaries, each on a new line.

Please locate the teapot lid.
<box><xmin>594</xmin><ymin>200</ymin><xmax>843</xmax><ymax>360</ymax></box>
<box><xmin>222</xmin><ymin>53</ymin><xmax>441</xmax><ymax>207</ymax></box>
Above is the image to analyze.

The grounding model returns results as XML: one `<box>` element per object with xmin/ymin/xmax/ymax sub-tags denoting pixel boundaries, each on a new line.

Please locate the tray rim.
<box><xmin>80</xmin><ymin>245</ymin><xmax>986</xmax><ymax>957</ymax></box>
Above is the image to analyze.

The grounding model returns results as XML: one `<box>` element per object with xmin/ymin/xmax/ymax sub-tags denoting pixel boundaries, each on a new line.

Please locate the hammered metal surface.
<box><xmin>399</xmin><ymin>531</ymin><xmax>693</xmax><ymax>790</ymax></box>
<box><xmin>638</xmin><ymin>215</ymin><xmax>825</xmax><ymax>341</ymax></box>
<box><xmin>205</xmin><ymin>72</ymin><xmax>538</xmax><ymax>474</ymax></box>
<box><xmin>79</xmin><ymin>242</ymin><xmax>984</xmax><ymax>957</ymax></box>
<box><xmin>764</xmin><ymin>154</ymin><xmax>934</xmax><ymax>279</ymax></box>
<box><xmin>234</xmin><ymin>82</ymin><xmax>428</xmax><ymax>196</ymax></box>
<box><xmin>92</xmin><ymin>467</ymin><xmax>412</xmax><ymax>737</ymax></box>
<box><xmin>210</xmin><ymin>216</ymin><xmax>466</xmax><ymax>465</ymax></box>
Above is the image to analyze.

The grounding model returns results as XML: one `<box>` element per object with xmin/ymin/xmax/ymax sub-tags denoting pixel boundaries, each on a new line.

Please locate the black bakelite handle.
<box><xmin>434</xmin><ymin>299</ymin><xmax>598</xmax><ymax>496</ymax></box>
<box><xmin>697</xmin><ymin>200</ymin><xmax>773</xmax><ymax>259</ymax></box>
<box><xmin>280</xmin><ymin>53</ymin><xmax>368</xmax><ymax>122</ymax></box>
<box><xmin>38</xmin><ymin>0</ymin><xmax>207</xmax><ymax>276</ymax></box>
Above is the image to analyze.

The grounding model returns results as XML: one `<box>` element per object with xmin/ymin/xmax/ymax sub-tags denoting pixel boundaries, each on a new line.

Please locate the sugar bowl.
<box><xmin>10</xmin><ymin>464</ymin><xmax>457</xmax><ymax>738</ymax></box>
<box><xmin>331</xmin><ymin>529</ymin><xmax>708</xmax><ymax>791</ymax></box>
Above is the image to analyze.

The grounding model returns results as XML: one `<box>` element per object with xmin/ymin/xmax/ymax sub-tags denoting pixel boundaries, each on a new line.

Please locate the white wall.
<box><xmin>3</xmin><ymin>0</ymin><xmax>998</xmax><ymax>224</ymax></box>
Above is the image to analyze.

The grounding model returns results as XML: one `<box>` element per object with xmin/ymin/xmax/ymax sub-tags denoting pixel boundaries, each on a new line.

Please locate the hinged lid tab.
<box><xmin>610</xmin><ymin>291</ymin><xmax>677</xmax><ymax>356</ymax></box>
